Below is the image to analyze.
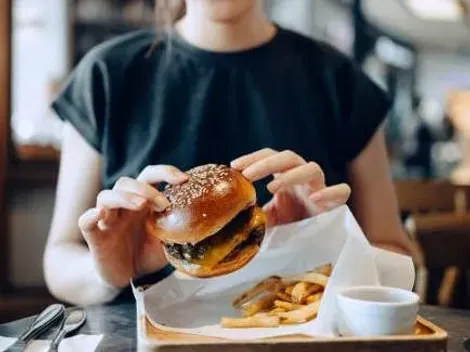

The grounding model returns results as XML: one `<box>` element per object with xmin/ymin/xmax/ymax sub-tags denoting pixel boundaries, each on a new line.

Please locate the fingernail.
<box><xmin>156</xmin><ymin>194</ymin><xmax>170</xmax><ymax>206</ymax></box>
<box><xmin>153</xmin><ymin>196</ymin><xmax>170</xmax><ymax>212</ymax></box>
<box><xmin>153</xmin><ymin>203</ymin><xmax>169</xmax><ymax>212</ymax></box>
<box><xmin>96</xmin><ymin>207</ymin><xmax>105</xmax><ymax>217</ymax></box>
<box><xmin>172</xmin><ymin>171</ymin><xmax>188</xmax><ymax>182</ymax></box>
<box><xmin>178</xmin><ymin>174</ymin><xmax>189</xmax><ymax>181</ymax></box>
<box><xmin>267</xmin><ymin>179</ymin><xmax>282</xmax><ymax>193</ymax></box>
<box><xmin>152</xmin><ymin>204</ymin><xmax>162</xmax><ymax>212</ymax></box>
<box><xmin>231</xmin><ymin>161</ymin><xmax>244</xmax><ymax>170</ymax></box>
<box><xmin>242</xmin><ymin>169</ymin><xmax>255</xmax><ymax>180</ymax></box>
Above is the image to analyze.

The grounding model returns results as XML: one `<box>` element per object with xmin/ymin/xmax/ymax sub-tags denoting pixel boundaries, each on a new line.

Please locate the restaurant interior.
<box><xmin>0</xmin><ymin>0</ymin><xmax>470</xmax><ymax>331</ymax></box>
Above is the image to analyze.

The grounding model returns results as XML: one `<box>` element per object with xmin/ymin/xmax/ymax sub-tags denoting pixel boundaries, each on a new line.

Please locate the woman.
<box><xmin>44</xmin><ymin>0</ymin><xmax>413</xmax><ymax>306</ymax></box>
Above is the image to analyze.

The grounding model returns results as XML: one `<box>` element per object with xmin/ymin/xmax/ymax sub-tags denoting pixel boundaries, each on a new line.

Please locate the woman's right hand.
<box><xmin>77</xmin><ymin>165</ymin><xmax>188</xmax><ymax>289</ymax></box>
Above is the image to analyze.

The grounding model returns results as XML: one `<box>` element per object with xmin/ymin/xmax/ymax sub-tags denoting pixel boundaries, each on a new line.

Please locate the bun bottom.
<box><xmin>165</xmin><ymin>244</ymin><xmax>260</xmax><ymax>278</ymax></box>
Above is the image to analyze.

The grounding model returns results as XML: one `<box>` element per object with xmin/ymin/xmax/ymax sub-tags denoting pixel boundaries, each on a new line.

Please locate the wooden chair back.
<box><xmin>394</xmin><ymin>179</ymin><xmax>470</xmax><ymax>308</ymax></box>
<box><xmin>394</xmin><ymin>180</ymin><xmax>466</xmax><ymax>214</ymax></box>
<box><xmin>412</xmin><ymin>212</ymin><xmax>470</xmax><ymax>269</ymax></box>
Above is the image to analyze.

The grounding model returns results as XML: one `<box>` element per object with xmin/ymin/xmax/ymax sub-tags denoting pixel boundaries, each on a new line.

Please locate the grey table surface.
<box><xmin>1</xmin><ymin>302</ymin><xmax>469</xmax><ymax>351</ymax></box>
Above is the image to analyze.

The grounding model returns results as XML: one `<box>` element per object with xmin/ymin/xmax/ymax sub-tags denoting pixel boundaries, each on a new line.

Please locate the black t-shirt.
<box><xmin>52</xmin><ymin>25</ymin><xmax>390</xmax><ymax>206</ymax></box>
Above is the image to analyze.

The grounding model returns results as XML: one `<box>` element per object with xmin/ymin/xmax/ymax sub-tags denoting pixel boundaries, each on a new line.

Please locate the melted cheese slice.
<box><xmin>191</xmin><ymin>206</ymin><xmax>266</xmax><ymax>268</ymax></box>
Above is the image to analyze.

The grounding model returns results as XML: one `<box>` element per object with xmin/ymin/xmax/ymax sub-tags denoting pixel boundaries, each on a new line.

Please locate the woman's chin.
<box><xmin>193</xmin><ymin>0</ymin><xmax>259</xmax><ymax>23</ymax></box>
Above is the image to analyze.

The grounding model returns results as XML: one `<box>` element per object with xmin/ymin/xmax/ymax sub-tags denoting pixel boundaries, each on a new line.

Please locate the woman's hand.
<box><xmin>231</xmin><ymin>149</ymin><xmax>351</xmax><ymax>227</ymax></box>
<box><xmin>77</xmin><ymin>165</ymin><xmax>188</xmax><ymax>289</ymax></box>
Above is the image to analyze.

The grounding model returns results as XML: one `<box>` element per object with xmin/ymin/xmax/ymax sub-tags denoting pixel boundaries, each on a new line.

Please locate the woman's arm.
<box><xmin>348</xmin><ymin>127</ymin><xmax>414</xmax><ymax>255</ymax></box>
<box><xmin>43</xmin><ymin>122</ymin><xmax>120</xmax><ymax>306</ymax></box>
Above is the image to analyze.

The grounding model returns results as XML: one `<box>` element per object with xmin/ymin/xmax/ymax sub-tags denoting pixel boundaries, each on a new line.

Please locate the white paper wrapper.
<box><xmin>138</xmin><ymin>205</ymin><xmax>415</xmax><ymax>340</ymax></box>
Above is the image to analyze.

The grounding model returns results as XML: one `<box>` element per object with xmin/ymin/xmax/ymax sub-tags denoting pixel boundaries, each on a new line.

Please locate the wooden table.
<box><xmin>0</xmin><ymin>302</ymin><xmax>469</xmax><ymax>351</ymax></box>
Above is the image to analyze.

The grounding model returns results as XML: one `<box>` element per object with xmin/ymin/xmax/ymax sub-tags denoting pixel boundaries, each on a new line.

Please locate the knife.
<box><xmin>6</xmin><ymin>304</ymin><xmax>65</xmax><ymax>351</ymax></box>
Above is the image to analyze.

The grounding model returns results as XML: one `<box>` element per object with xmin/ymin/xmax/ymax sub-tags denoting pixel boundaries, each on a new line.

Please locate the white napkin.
<box><xmin>137</xmin><ymin>205</ymin><xmax>415</xmax><ymax>341</ymax></box>
<box><xmin>0</xmin><ymin>334</ymin><xmax>103</xmax><ymax>352</ymax></box>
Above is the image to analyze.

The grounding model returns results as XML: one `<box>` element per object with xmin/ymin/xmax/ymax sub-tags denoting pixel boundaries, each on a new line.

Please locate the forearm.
<box><xmin>347</xmin><ymin>129</ymin><xmax>416</xmax><ymax>258</ymax></box>
<box><xmin>354</xmin><ymin>202</ymin><xmax>414</xmax><ymax>257</ymax></box>
<box><xmin>44</xmin><ymin>242</ymin><xmax>121</xmax><ymax>306</ymax></box>
<box><xmin>371</xmin><ymin>233</ymin><xmax>414</xmax><ymax>256</ymax></box>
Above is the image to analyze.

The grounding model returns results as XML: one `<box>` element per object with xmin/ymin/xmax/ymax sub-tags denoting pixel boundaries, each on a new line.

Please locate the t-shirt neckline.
<box><xmin>167</xmin><ymin>23</ymin><xmax>285</xmax><ymax>65</ymax></box>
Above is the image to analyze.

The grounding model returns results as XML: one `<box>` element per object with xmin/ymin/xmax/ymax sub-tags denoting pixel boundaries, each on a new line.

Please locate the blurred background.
<box><xmin>0</xmin><ymin>0</ymin><xmax>469</xmax><ymax>322</ymax></box>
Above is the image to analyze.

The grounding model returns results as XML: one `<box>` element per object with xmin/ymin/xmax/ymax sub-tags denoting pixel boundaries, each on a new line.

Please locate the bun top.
<box><xmin>147</xmin><ymin>164</ymin><xmax>257</xmax><ymax>245</ymax></box>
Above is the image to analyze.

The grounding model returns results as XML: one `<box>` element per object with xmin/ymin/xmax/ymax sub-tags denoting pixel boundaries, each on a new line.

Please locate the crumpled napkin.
<box><xmin>0</xmin><ymin>334</ymin><xmax>103</xmax><ymax>352</ymax></box>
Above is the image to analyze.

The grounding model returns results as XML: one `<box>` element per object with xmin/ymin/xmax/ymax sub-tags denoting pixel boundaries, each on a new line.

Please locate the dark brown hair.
<box><xmin>155</xmin><ymin>0</ymin><xmax>186</xmax><ymax>29</ymax></box>
<box><xmin>147</xmin><ymin>0</ymin><xmax>186</xmax><ymax>58</ymax></box>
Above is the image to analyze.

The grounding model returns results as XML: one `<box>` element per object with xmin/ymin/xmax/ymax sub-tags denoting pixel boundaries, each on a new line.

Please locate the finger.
<box><xmin>267</xmin><ymin>162</ymin><xmax>324</xmax><ymax>194</ymax></box>
<box><xmin>137</xmin><ymin>165</ymin><xmax>188</xmax><ymax>185</ymax></box>
<box><xmin>114</xmin><ymin>177</ymin><xmax>170</xmax><ymax>211</ymax></box>
<box><xmin>230</xmin><ymin>148</ymin><xmax>277</xmax><ymax>170</ymax></box>
<box><xmin>262</xmin><ymin>199</ymin><xmax>278</xmax><ymax>228</ymax></box>
<box><xmin>242</xmin><ymin>150</ymin><xmax>305</xmax><ymax>182</ymax></box>
<box><xmin>309</xmin><ymin>184</ymin><xmax>351</xmax><ymax>210</ymax></box>
<box><xmin>78</xmin><ymin>208</ymin><xmax>104</xmax><ymax>232</ymax></box>
<box><xmin>98</xmin><ymin>208</ymin><xmax>120</xmax><ymax>229</ymax></box>
<box><xmin>97</xmin><ymin>190</ymin><xmax>147</xmax><ymax>211</ymax></box>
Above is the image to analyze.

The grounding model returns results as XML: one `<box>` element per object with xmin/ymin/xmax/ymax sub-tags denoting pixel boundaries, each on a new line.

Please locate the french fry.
<box><xmin>276</xmin><ymin>292</ymin><xmax>291</xmax><ymax>302</ymax></box>
<box><xmin>232</xmin><ymin>276</ymin><xmax>280</xmax><ymax>308</ymax></box>
<box><xmin>305</xmin><ymin>283</ymin><xmax>322</xmax><ymax>296</ymax></box>
<box><xmin>285</xmin><ymin>285</ymin><xmax>295</xmax><ymax>295</ymax></box>
<box><xmin>274</xmin><ymin>300</ymin><xmax>304</xmax><ymax>311</ymax></box>
<box><xmin>221</xmin><ymin>316</ymin><xmax>280</xmax><ymax>328</ymax></box>
<box><xmin>224</xmin><ymin>265</ymin><xmax>332</xmax><ymax>328</ymax></box>
<box><xmin>243</xmin><ymin>294</ymin><xmax>277</xmax><ymax>317</ymax></box>
<box><xmin>270</xmin><ymin>282</ymin><xmax>285</xmax><ymax>294</ymax></box>
<box><xmin>282</xmin><ymin>272</ymin><xmax>329</xmax><ymax>287</ymax></box>
<box><xmin>254</xmin><ymin>312</ymin><xmax>270</xmax><ymax>318</ymax></box>
<box><xmin>312</xmin><ymin>263</ymin><xmax>333</xmax><ymax>276</ymax></box>
<box><xmin>306</xmin><ymin>292</ymin><xmax>323</xmax><ymax>304</ymax></box>
<box><xmin>277</xmin><ymin>300</ymin><xmax>321</xmax><ymax>324</ymax></box>
<box><xmin>267</xmin><ymin>307</ymin><xmax>286</xmax><ymax>316</ymax></box>
<box><xmin>291</xmin><ymin>282</ymin><xmax>309</xmax><ymax>304</ymax></box>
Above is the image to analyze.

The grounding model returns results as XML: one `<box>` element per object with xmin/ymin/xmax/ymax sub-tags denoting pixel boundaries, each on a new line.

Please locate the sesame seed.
<box><xmin>164</xmin><ymin>164</ymin><xmax>232</xmax><ymax>209</ymax></box>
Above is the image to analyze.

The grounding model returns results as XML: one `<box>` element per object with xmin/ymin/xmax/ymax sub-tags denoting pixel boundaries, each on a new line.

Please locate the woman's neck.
<box><xmin>175</xmin><ymin>9</ymin><xmax>276</xmax><ymax>52</ymax></box>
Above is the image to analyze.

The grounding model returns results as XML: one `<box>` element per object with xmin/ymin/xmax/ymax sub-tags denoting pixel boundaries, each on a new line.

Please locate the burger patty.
<box><xmin>164</xmin><ymin>207</ymin><xmax>265</xmax><ymax>262</ymax></box>
<box><xmin>220</xmin><ymin>227</ymin><xmax>265</xmax><ymax>263</ymax></box>
<box><xmin>164</xmin><ymin>226</ymin><xmax>265</xmax><ymax>262</ymax></box>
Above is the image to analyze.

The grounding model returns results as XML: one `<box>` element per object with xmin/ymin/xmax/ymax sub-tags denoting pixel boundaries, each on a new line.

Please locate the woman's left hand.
<box><xmin>231</xmin><ymin>149</ymin><xmax>351</xmax><ymax>227</ymax></box>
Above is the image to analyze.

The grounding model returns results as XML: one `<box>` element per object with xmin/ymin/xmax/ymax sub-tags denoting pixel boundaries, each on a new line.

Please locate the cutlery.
<box><xmin>47</xmin><ymin>308</ymin><xmax>86</xmax><ymax>352</ymax></box>
<box><xmin>6</xmin><ymin>304</ymin><xmax>65</xmax><ymax>351</ymax></box>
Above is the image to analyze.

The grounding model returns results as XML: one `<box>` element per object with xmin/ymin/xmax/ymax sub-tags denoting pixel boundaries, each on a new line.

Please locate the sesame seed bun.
<box><xmin>146</xmin><ymin>164</ymin><xmax>257</xmax><ymax>245</ymax></box>
<box><xmin>145</xmin><ymin>164</ymin><xmax>266</xmax><ymax>278</ymax></box>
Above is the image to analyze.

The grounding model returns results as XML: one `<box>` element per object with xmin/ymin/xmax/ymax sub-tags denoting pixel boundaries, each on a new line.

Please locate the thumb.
<box><xmin>79</xmin><ymin>208</ymin><xmax>104</xmax><ymax>232</ymax></box>
<box><xmin>262</xmin><ymin>197</ymin><xmax>278</xmax><ymax>228</ymax></box>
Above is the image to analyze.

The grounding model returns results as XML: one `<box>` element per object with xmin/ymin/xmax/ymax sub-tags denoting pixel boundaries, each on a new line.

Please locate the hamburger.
<box><xmin>146</xmin><ymin>164</ymin><xmax>266</xmax><ymax>278</ymax></box>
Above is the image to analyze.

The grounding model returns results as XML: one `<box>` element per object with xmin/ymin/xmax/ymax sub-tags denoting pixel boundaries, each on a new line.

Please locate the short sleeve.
<box><xmin>326</xmin><ymin>51</ymin><xmax>391</xmax><ymax>164</ymax></box>
<box><xmin>51</xmin><ymin>51</ymin><xmax>110</xmax><ymax>153</ymax></box>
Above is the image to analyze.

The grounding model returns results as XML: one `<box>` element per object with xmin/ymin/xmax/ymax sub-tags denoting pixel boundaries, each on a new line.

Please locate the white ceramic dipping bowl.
<box><xmin>337</xmin><ymin>286</ymin><xmax>420</xmax><ymax>337</ymax></box>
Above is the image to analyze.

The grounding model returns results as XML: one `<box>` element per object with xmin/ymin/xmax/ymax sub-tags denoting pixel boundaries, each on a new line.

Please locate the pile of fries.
<box><xmin>221</xmin><ymin>263</ymin><xmax>333</xmax><ymax>328</ymax></box>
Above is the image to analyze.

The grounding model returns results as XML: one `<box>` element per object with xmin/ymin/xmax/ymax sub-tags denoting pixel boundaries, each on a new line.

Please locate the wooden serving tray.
<box><xmin>137</xmin><ymin>315</ymin><xmax>448</xmax><ymax>352</ymax></box>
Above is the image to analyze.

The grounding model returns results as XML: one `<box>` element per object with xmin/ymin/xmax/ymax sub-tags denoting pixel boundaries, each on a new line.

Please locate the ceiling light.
<box><xmin>405</xmin><ymin>0</ymin><xmax>464</xmax><ymax>21</ymax></box>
